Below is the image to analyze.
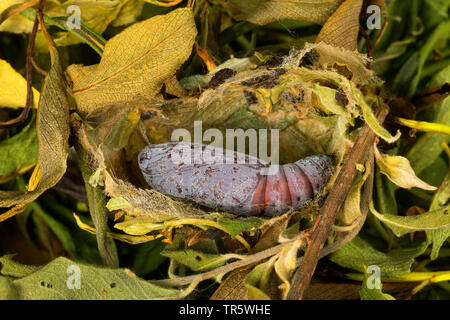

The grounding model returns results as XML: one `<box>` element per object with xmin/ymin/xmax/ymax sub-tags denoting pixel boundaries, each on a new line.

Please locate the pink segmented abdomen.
<box><xmin>138</xmin><ymin>142</ymin><xmax>333</xmax><ymax>217</ymax></box>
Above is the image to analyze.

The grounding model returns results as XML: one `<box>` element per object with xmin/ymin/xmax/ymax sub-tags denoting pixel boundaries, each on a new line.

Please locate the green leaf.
<box><xmin>3</xmin><ymin>256</ymin><xmax>179</xmax><ymax>300</ymax></box>
<box><xmin>408</xmin><ymin>20</ymin><xmax>450</xmax><ymax>97</ymax></box>
<box><xmin>370</xmin><ymin>202</ymin><xmax>450</xmax><ymax>237</ymax></box>
<box><xmin>161</xmin><ymin>249</ymin><xmax>229</xmax><ymax>272</ymax></box>
<box><xmin>359</xmin><ymin>266</ymin><xmax>395</xmax><ymax>300</ymax></box>
<box><xmin>427</xmin><ymin>169</ymin><xmax>450</xmax><ymax>260</ymax></box>
<box><xmin>422</xmin><ymin>0</ymin><xmax>450</xmax><ymax>29</ymax></box>
<box><xmin>329</xmin><ymin>236</ymin><xmax>427</xmax><ymax>276</ymax></box>
<box><xmin>244</xmin><ymin>260</ymin><xmax>274</xmax><ymax>300</ymax></box>
<box><xmin>217</xmin><ymin>217</ymin><xmax>263</xmax><ymax>238</ymax></box>
<box><xmin>76</xmin><ymin>146</ymin><xmax>119</xmax><ymax>268</ymax></box>
<box><xmin>407</xmin><ymin>65</ymin><xmax>450</xmax><ymax>175</ymax></box>
<box><xmin>336</xmin><ymin>166</ymin><xmax>369</xmax><ymax>226</ymax></box>
<box><xmin>0</xmin><ymin>255</ymin><xmax>40</xmax><ymax>278</ymax></box>
<box><xmin>355</xmin><ymin>89</ymin><xmax>400</xmax><ymax>143</ymax></box>
<box><xmin>0</xmin><ymin>112</ymin><xmax>38</xmax><ymax>183</ymax></box>
<box><xmin>274</xmin><ymin>239</ymin><xmax>303</xmax><ymax>299</ymax></box>
<box><xmin>0</xmin><ymin>275</ymin><xmax>14</xmax><ymax>299</ymax></box>
<box><xmin>131</xmin><ymin>239</ymin><xmax>167</xmax><ymax>276</ymax></box>
<box><xmin>28</xmin><ymin>201</ymin><xmax>77</xmax><ymax>256</ymax></box>
<box><xmin>375</xmin><ymin>167</ymin><xmax>398</xmax><ymax>216</ymax></box>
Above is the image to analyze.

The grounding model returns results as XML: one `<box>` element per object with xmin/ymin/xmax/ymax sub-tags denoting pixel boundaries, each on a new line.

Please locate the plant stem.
<box><xmin>74</xmin><ymin>142</ymin><xmax>118</xmax><ymax>268</ymax></box>
<box><xmin>286</xmin><ymin>107</ymin><xmax>389</xmax><ymax>300</ymax></box>
<box><xmin>20</xmin><ymin>8</ymin><xmax>105</xmax><ymax>56</ymax></box>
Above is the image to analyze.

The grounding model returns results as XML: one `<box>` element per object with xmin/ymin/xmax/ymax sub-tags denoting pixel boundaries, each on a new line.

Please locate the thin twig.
<box><xmin>0</xmin><ymin>0</ymin><xmax>44</xmax><ymax>129</ymax></box>
<box><xmin>286</xmin><ymin>108</ymin><xmax>388</xmax><ymax>300</ymax></box>
<box><xmin>150</xmin><ymin>209</ymin><xmax>368</xmax><ymax>288</ymax></box>
<box><xmin>31</xmin><ymin>57</ymin><xmax>48</xmax><ymax>76</ymax></box>
<box><xmin>0</xmin><ymin>0</ymin><xmax>39</xmax><ymax>24</ymax></box>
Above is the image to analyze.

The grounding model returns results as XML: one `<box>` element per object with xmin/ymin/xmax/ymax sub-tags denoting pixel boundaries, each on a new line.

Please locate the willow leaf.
<box><xmin>359</xmin><ymin>266</ymin><xmax>395</xmax><ymax>300</ymax></box>
<box><xmin>224</xmin><ymin>0</ymin><xmax>345</xmax><ymax>25</ymax></box>
<box><xmin>427</xmin><ymin>169</ymin><xmax>450</xmax><ymax>260</ymax></box>
<box><xmin>330</xmin><ymin>236</ymin><xmax>426</xmax><ymax>276</ymax></box>
<box><xmin>374</xmin><ymin>146</ymin><xmax>437</xmax><ymax>191</ymax></box>
<box><xmin>370</xmin><ymin>202</ymin><xmax>450</xmax><ymax>237</ymax></box>
<box><xmin>315</xmin><ymin>0</ymin><xmax>363</xmax><ymax>51</ymax></box>
<box><xmin>0</xmin><ymin>36</ymin><xmax>70</xmax><ymax>209</ymax></box>
<box><xmin>66</xmin><ymin>8</ymin><xmax>197</xmax><ymax>117</ymax></box>
<box><xmin>3</xmin><ymin>256</ymin><xmax>179</xmax><ymax>300</ymax></box>
<box><xmin>0</xmin><ymin>112</ymin><xmax>38</xmax><ymax>183</ymax></box>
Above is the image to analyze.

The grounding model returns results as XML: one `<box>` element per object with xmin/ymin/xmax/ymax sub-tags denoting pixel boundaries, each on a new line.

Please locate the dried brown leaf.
<box><xmin>316</xmin><ymin>0</ymin><xmax>363</xmax><ymax>51</ymax></box>
<box><xmin>223</xmin><ymin>0</ymin><xmax>345</xmax><ymax>25</ymax></box>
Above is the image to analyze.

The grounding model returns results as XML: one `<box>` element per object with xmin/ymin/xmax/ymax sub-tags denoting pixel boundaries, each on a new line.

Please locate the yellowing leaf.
<box><xmin>1</xmin><ymin>0</ymin><xmax>140</xmax><ymax>47</ymax></box>
<box><xmin>111</xmin><ymin>0</ymin><xmax>144</xmax><ymax>27</ymax></box>
<box><xmin>395</xmin><ymin>117</ymin><xmax>450</xmax><ymax>136</ymax></box>
<box><xmin>336</xmin><ymin>163</ymin><xmax>370</xmax><ymax>226</ymax></box>
<box><xmin>274</xmin><ymin>238</ymin><xmax>304</xmax><ymax>299</ymax></box>
<box><xmin>0</xmin><ymin>59</ymin><xmax>40</xmax><ymax>109</ymax></box>
<box><xmin>374</xmin><ymin>145</ymin><xmax>437</xmax><ymax>191</ymax></box>
<box><xmin>0</xmin><ymin>0</ymin><xmax>34</xmax><ymax>33</ymax></box>
<box><xmin>224</xmin><ymin>0</ymin><xmax>345</xmax><ymax>25</ymax></box>
<box><xmin>66</xmin><ymin>8</ymin><xmax>197</xmax><ymax>117</ymax></box>
<box><xmin>51</xmin><ymin>0</ymin><xmax>136</xmax><ymax>47</ymax></box>
<box><xmin>106</xmin><ymin>197</ymin><xmax>132</xmax><ymax>211</ymax></box>
<box><xmin>0</xmin><ymin>36</ymin><xmax>70</xmax><ymax>211</ymax></box>
<box><xmin>73</xmin><ymin>214</ymin><xmax>160</xmax><ymax>244</ymax></box>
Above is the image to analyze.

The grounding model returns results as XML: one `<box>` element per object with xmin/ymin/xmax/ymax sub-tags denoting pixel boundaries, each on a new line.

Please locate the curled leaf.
<box><xmin>0</xmin><ymin>36</ymin><xmax>70</xmax><ymax>211</ymax></box>
<box><xmin>356</xmin><ymin>91</ymin><xmax>401</xmax><ymax>143</ymax></box>
<box><xmin>316</xmin><ymin>0</ymin><xmax>363</xmax><ymax>51</ymax></box>
<box><xmin>336</xmin><ymin>162</ymin><xmax>370</xmax><ymax>226</ymax></box>
<box><xmin>244</xmin><ymin>258</ymin><xmax>276</xmax><ymax>300</ymax></box>
<box><xmin>274</xmin><ymin>238</ymin><xmax>304</xmax><ymax>299</ymax></box>
<box><xmin>330</xmin><ymin>236</ymin><xmax>427</xmax><ymax>276</ymax></box>
<box><xmin>374</xmin><ymin>145</ymin><xmax>437</xmax><ymax>191</ymax></box>
<box><xmin>370</xmin><ymin>202</ymin><xmax>450</xmax><ymax>237</ymax></box>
